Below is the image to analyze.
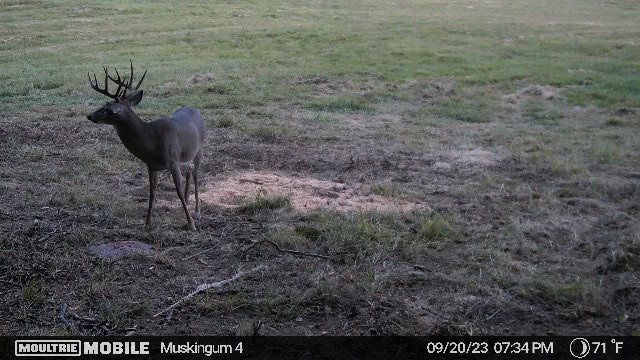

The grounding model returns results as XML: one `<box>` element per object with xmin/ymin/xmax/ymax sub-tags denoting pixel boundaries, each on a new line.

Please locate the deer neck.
<box><xmin>113</xmin><ymin>109</ymin><xmax>154</xmax><ymax>164</ymax></box>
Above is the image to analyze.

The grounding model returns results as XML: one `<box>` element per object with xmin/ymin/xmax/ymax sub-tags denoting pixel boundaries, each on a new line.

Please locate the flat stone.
<box><xmin>88</xmin><ymin>241</ymin><xmax>154</xmax><ymax>260</ymax></box>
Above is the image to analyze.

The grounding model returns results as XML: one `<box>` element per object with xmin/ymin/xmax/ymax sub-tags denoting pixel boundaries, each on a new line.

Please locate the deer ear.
<box><xmin>128</xmin><ymin>90</ymin><xmax>144</xmax><ymax>107</ymax></box>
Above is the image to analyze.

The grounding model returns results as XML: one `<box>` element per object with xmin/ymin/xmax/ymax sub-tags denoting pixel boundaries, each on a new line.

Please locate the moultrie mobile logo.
<box><xmin>14</xmin><ymin>340</ymin><xmax>151</xmax><ymax>357</ymax></box>
<box><xmin>15</xmin><ymin>340</ymin><xmax>81</xmax><ymax>357</ymax></box>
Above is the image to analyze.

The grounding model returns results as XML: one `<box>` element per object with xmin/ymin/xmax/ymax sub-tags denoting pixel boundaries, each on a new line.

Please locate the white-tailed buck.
<box><xmin>87</xmin><ymin>61</ymin><xmax>206</xmax><ymax>231</ymax></box>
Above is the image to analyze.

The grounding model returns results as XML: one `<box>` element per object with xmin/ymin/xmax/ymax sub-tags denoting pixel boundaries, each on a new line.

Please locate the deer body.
<box><xmin>87</xmin><ymin>62</ymin><xmax>206</xmax><ymax>231</ymax></box>
<box><xmin>112</xmin><ymin>107</ymin><xmax>205</xmax><ymax>171</ymax></box>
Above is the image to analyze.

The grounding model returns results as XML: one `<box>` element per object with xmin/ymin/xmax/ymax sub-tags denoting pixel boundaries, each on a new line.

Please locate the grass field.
<box><xmin>1</xmin><ymin>0</ymin><xmax>638</xmax><ymax>335</ymax></box>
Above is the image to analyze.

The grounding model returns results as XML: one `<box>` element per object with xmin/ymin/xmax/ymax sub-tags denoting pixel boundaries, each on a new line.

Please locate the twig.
<box><xmin>181</xmin><ymin>226</ymin><xmax>233</xmax><ymax>261</ymax></box>
<box><xmin>425</xmin><ymin>307</ymin><xmax>451</xmax><ymax>320</ymax></box>
<box><xmin>242</xmin><ymin>239</ymin><xmax>334</xmax><ymax>261</ymax></box>
<box><xmin>252</xmin><ymin>320</ymin><xmax>263</xmax><ymax>337</ymax></box>
<box><xmin>59</xmin><ymin>303</ymin><xmax>81</xmax><ymax>335</ymax></box>
<box><xmin>485</xmin><ymin>307</ymin><xmax>502</xmax><ymax>321</ymax></box>
<box><xmin>37</xmin><ymin>229</ymin><xmax>59</xmax><ymax>243</ymax></box>
<box><xmin>152</xmin><ymin>265</ymin><xmax>267</xmax><ymax>317</ymax></box>
<box><xmin>58</xmin><ymin>303</ymin><xmax>71</xmax><ymax>327</ymax></box>
<box><xmin>413</xmin><ymin>264</ymin><xmax>432</xmax><ymax>272</ymax></box>
<box><xmin>181</xmin><ymin>241</ymin><xmax>221</xmax><ymax>261</ymax></box>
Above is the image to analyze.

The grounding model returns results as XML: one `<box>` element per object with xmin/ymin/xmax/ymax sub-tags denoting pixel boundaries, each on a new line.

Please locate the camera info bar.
<box><xmin>3</xmin><ymin>336</ymin><xmax>639</xmax><ymax>359</ymax></box>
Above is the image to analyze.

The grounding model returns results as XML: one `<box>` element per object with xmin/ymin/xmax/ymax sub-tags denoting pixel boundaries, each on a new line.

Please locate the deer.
<box><xmin>87</xmin><ymin>61</ymin><xmax>206</xmax><ymax>231</ymax></box>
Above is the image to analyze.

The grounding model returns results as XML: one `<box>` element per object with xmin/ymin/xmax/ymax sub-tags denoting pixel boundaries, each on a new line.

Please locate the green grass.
<box><xmin>522</xmin><ymin>101</ymin><xmax>564</xmax><ymax>125</ymax></box>
<box><xmin>238</xmin><ymin>188</ymin><xmax>291</xmax><ymax>214</ymax></box>
<box><xmin>428</xmin><ymin>97</ymin><xmax>493</xmax><ymax>123</ymax></box>
<box><xmin>21</xmin><ymin>280</ymin><xmax>46</xmax><ymax>304</ymax></box>
<box><xmin>268</xmin><ymin>211</ymin><xmax>461</xmax><ymax>263</ymax></box>
<box><xmin>306</xmin><ymin>96</ymin><xmax>373</xmax><ymax>113</ymax></box>
<box><xmin>370</xmin><ymin>183</ymin><xmax>402</xmax><ymax>197</ymax></box>
<box><xmin>214</xmin><ymin>116</ymin><xmax>236</xmax><ymax>128</ymax></box>
<box><xmin>1</xmin><ymin>0</ymin><xmax>638</xmax><ymax>113</ymax></box>
<box><xmin>418</xmin><ymin>214</ymin><xmax>461</xmax><ymax>244</ymax></box>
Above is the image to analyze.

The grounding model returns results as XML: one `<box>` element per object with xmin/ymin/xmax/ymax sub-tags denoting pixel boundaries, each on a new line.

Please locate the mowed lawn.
<box><xmin>0</xmin><ymin>0</ymin><xmax>638</xmax><ymax>335</ymax></box>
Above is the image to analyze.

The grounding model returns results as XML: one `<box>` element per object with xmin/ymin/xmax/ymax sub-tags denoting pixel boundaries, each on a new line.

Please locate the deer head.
<box><xmin>87</xmin><ymin>61</ymin><xmax>147</xmax><ymax>124</ymax></box>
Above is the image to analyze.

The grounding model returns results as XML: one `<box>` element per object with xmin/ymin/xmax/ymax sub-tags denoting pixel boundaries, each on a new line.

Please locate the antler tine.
<box><xmin>88</xmin><ymin>68</ymin><xmax>121</xmax><ymax>100</ymax></box>
<box><xmin>106</xmin><ymin>68</ymin><xmax>121</xmax><ymax>85</ymax></box>
<box><xmin>114</xmin><ymin>68</ymin><xmax>127</xmax><ymax>98</ymax></box>
<box><xmin>105</xmin><ymin>61</ymin><xmax>146</xmax><ymax>99</ymax></box>
<box><xmin>127</xmin><ymin>60</ymin><xmax>134</xmax><ymax>90</ymax></box>
<box><xmin>124</xmin><ymin>60</ymin><xmax>147</xmax><ymax>91</ymax></box>
<box><xmin>134</xmin><ymin>68</ymin><xmax>147</xmax><ymax>91</ymax></box>
<box><xmin>102</xmin><ymin>67</ymin><xmax>109</xmax><ymax>94</ymax></box>
<box><xmin>106</xmin><ymin>67</ymin><xmax>128</xmax><ymax>98</ymax></box>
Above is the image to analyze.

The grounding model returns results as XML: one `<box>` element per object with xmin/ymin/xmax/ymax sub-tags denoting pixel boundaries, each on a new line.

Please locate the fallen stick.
<box><xmin>58</xmin><ymin>303</ymin><xmax>71</xmax><ymax>327</ymax></box>
<box><xmin>180</xmin><ymin>241</ymin><xmax>221</xmax><ymax>261</ymax></box>
<box><xmin>243</xmin><ymin>240</ymin><xmax>334</xmax><ymax>262</ymax></box>
<box><xmin>152</xmin><ymin>265</ymin><xmax>266</xmax><ymax>317</ymax></box>
<box><xmin>59</xmin><ymin>303</ymin><xmax>81</xmax><ymax>335</ymax></box>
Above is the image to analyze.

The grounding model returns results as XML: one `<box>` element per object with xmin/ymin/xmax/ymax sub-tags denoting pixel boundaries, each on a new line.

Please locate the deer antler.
<box><xmin>88</xmin><ymin>67</ymin><xmax>126</xmax><ymax>100</ymax></box>
<box><xmin>106</xmin><ymin>60</ymin><xmax>147</xmax><ymax>100</ymax></box>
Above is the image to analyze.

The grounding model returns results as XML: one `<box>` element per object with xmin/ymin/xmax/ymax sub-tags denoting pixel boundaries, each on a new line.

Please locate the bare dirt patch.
<box><xmin>186</xmin><ymin>73</ymin><xmax>216</xmax><ymax>84</ymax></box>
<box><xmin>288</xmin><ymin>76</ymin><xmax>386</xmax><ymax>98</ymax></box>
<box><xmin>331</xmin><ymin>113</ymin><xmax>403</xmax><ymax>129</ymax></box>
<box><xmin>503</xmin><ymin>85</ymin><xmax>562</xmax><ymax>103</ymax></box>
<box><xmin>400</xmin><ymin>78</ymin><xmax>456</xmax><ymax>100</ymax></box>
<box><xmin>200</xmin><ymin>171</ymin><xmax>427</xmax><ymax>213</ymax></box>
<box><xmin>451</xmin><ymin>148</ymin><xmax>500</xmax><ymax>167</ymax></box>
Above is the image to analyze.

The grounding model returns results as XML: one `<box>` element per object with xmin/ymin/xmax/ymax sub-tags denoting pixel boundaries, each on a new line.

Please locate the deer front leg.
<box><xmin>145</xmin><ymin>168</ymin><xmax>159</xmax><ymax>229</ymax></box>
<box><xmin>169</xmin><ymin>163</ymin><xmax>196</xmax><ymax>231</ymax></box>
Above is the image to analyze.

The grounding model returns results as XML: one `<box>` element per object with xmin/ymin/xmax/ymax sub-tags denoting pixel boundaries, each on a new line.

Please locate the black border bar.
<box><xmin>2</xmin><ymin>336</ymin><xmax>639</xmax><ymax>359</ymax></box>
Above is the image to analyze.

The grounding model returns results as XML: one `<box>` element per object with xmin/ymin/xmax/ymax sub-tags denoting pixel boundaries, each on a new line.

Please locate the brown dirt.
<box><xmin>450</xmin><ymin>148</ymin><xmax>500</xmax><ymax>167</ymax></box>
<box><xmin>200</xmin><ymin>171</ymin><xmax>427</xmax><ymax>213</ymax></box>
<box><xmin>503</xmin><ymin>85</ymin><xmax>561</xmax><ymax>103</ymax></box>
<box><xmin>400</xmin><ymin>78</ymin><xmax>456</xmax><ymax>100</ymax></box>
<box><xmin>186</xmin><ymin>73</ymin><xmax>216</xmax><ymax>84</ymax></box>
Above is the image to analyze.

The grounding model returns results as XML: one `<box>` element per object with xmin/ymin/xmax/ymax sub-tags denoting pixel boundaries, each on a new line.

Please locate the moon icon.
<box><xmin>570</xmin><ymin>338</ymin><xmax>590</xmax><ymax>358</ymax></box>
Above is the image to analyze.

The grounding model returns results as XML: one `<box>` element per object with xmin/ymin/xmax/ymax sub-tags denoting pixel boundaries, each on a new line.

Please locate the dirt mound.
<box><xmin>187</xmin><ymin>73</ymin><xmax>216</xmax><ymax>84</ymax></box>
<box><xmin>332</xmin><ymin>113</ymin><xmax>402</xmax><ymax>129</ymax></box>
<box><xmin>288</xmin><ymin>76</ymin><xmax>383</xmax><ymax>97</ymax></box>
<box><xmin>614</xmin><ymin>107</ymin><xmax>636</xmax><ymax>116</ymax></box>
<box><xmin>503</xmin><ymin>85</ymin><xmax>560</xmax><ymax>103</ymax></box>
<box><xmin>287</xmin><ymin>75</ymin><xmax>329</xmax><ymax>85</ymax></box>
<box><xmin>451</xmin><ymin>148</ymin><xmax>499</xmax><ymax>166</ymax></box>
<box><xmin>401</xmin><ymin>78</ymin><xmax>455</xmax><ymax>100</ymax></box>
<box><xmin>200</xmin><ymin>171</ymin><xmax>427</xmax><ymax>213</ymax></box>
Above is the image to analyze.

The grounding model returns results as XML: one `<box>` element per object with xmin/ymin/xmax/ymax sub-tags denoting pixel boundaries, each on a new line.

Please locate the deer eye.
<box><xmin>105</xmin><ymin>108</ymin><xmax>114</xmax><ymax>114</ymax></box>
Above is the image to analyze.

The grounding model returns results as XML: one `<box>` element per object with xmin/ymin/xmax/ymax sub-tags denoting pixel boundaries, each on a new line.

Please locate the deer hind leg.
<box><xmin>192</xmin><ymin>150</ymin><xmax>203</xmax><ymax>221</ymax></box>
<box><xmin>184</xmin><ymin>163</ymin><xmax>194</xmax><ymax>205</ymax></box>
<box><xmin>170</xmin><ymin>163</ymin><xmax>196</xmax><ymax>231</ymax></box>
<box><xmin>145</xmin><ymin>168</ymin><xmax>159</xmax><ymax>230</ymax></box>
